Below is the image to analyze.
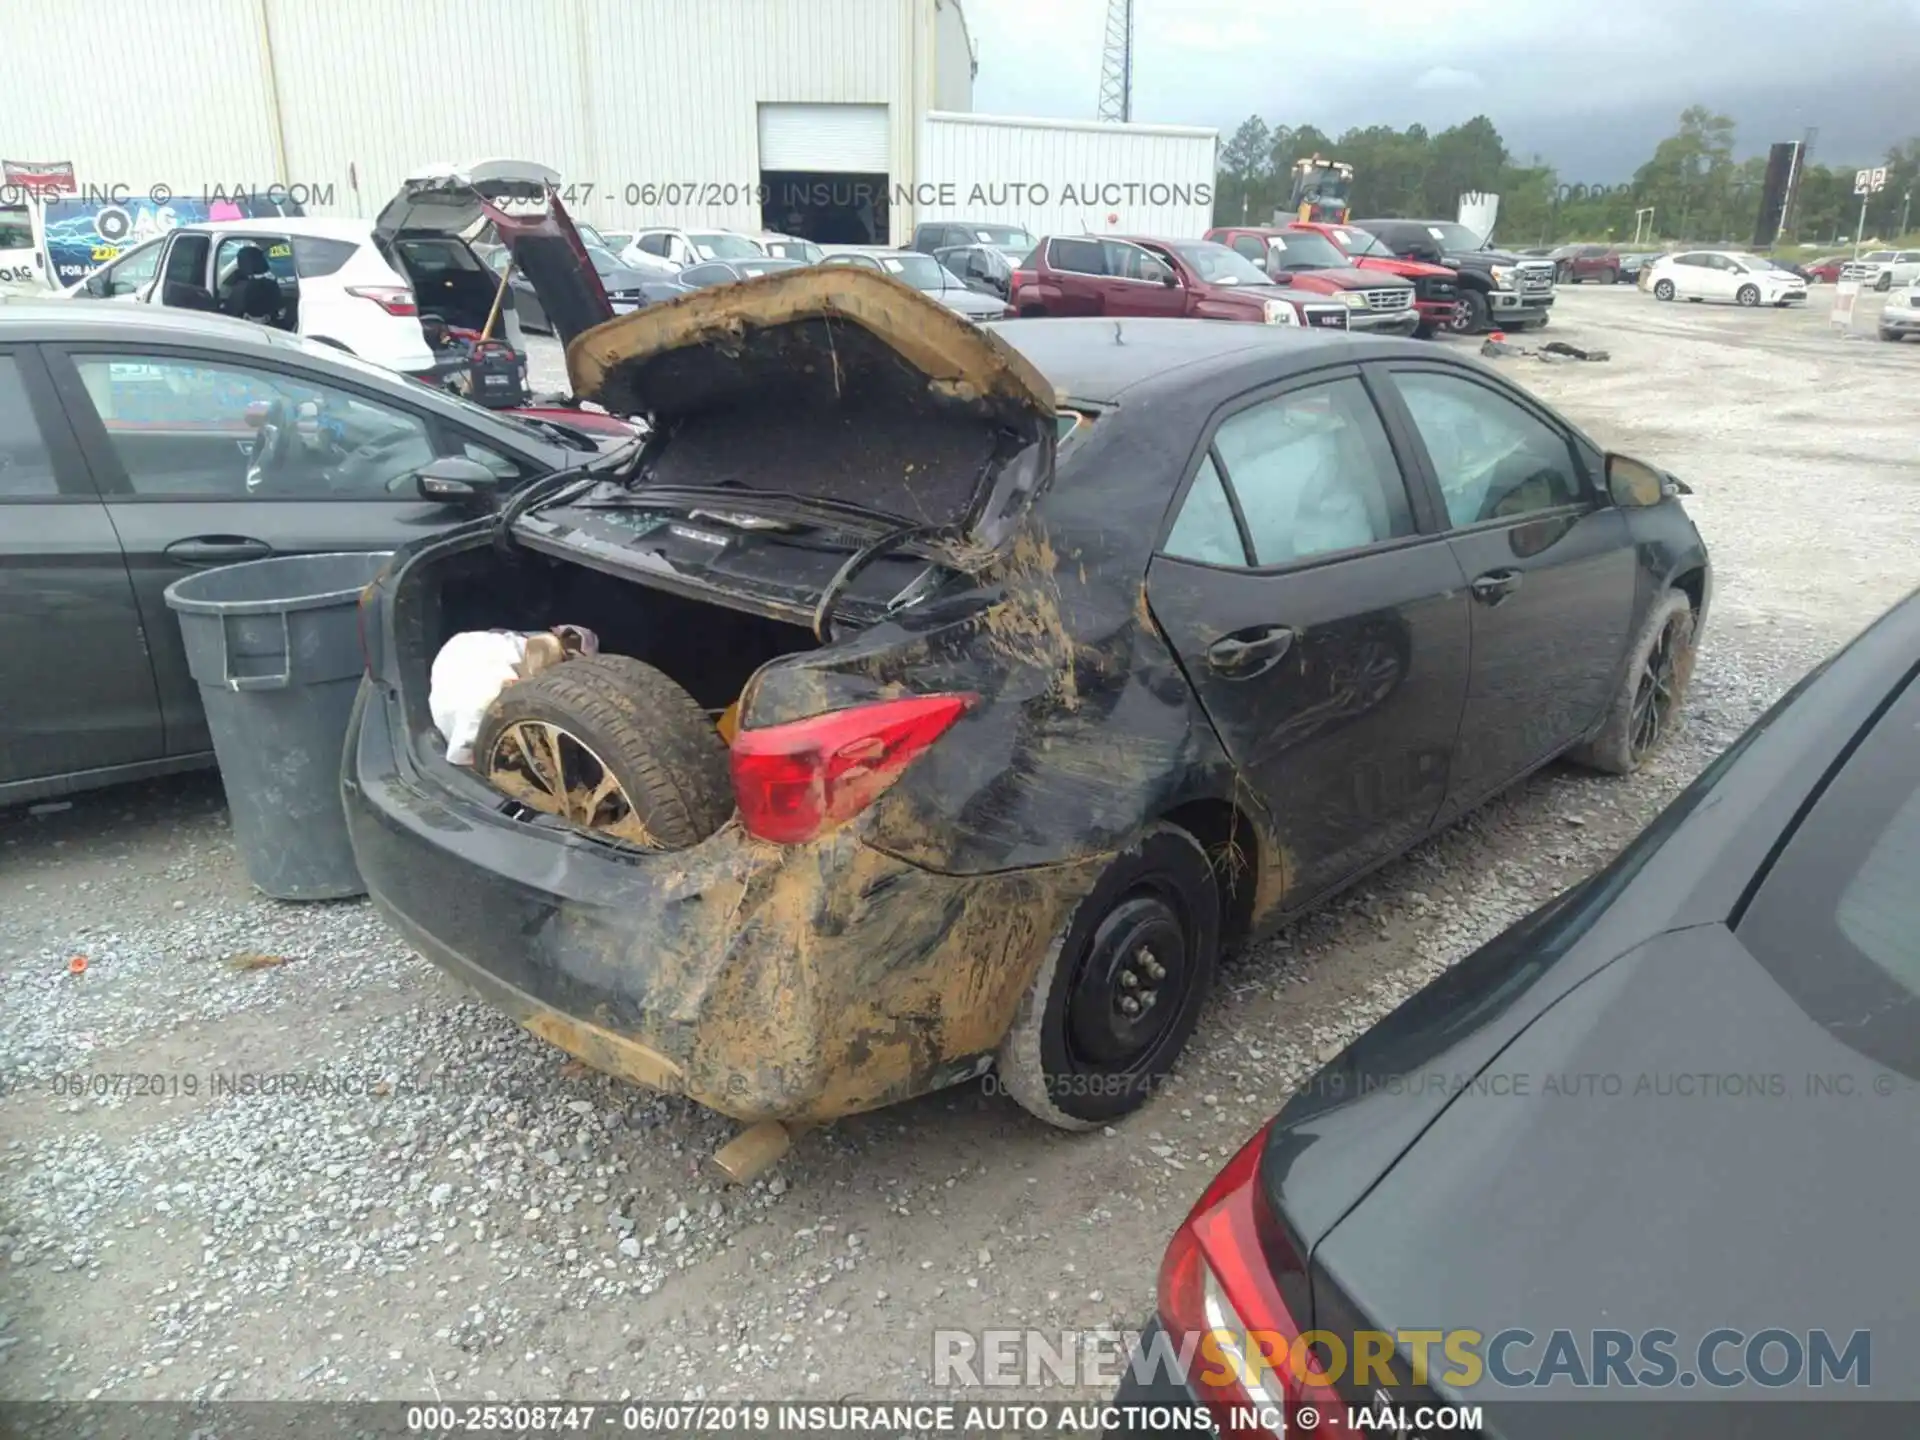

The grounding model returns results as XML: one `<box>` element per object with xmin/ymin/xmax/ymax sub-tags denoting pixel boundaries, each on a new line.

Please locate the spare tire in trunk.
<box><xmin>475</xmin><ymin>654</ymin><xmax>733</xmax><ymax>849</ymax></box>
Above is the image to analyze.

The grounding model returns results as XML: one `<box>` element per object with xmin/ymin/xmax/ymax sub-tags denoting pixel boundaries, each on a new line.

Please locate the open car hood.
<box><xmin>376</xmin><ymin>159</ymin><xmax>614</xmax><ymax>345</ymax></box>
<box><xmin>562</xmin><ymin>266</ymin><xmax>1059</xmax><ymax>531</ymax></box>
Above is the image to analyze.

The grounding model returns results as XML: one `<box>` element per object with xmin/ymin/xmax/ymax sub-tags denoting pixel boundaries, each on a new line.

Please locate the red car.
<box><xmin>1009</xmin><ymin>235</ymin><xmax>1351</xmax><ymax>330</ymax></box>
<box><xmin>1805</xmin><ymin>255</ymin><xmax>1847</xmax><ymax>284</ymax></box>
<box><xmin>1203</xmin><ymin>226</ymin><xmax>1419</xmax><ymax>335</ymax></box>
<box><xmin>1287</xmin><ymin>220</ymin><xmax>1462</xmax><ymax>335</ymax></box>
<box><xmin>1548</xmin><ymin>242</ymin><xmax>1621</xmax><ymax>285</ymax></box>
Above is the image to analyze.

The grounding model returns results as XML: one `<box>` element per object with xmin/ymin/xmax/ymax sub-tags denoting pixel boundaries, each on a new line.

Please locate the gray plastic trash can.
<box><xmin>164</xmin><ymin>551</ymin><xmax>394</xmax><ymax>901</ymax></box>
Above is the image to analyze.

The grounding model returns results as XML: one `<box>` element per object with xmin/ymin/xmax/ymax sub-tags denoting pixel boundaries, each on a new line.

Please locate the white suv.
<box><xmin>60</xmin><ymin>217</ymin><xmax>521</xmax><ymax>376</ymax></box>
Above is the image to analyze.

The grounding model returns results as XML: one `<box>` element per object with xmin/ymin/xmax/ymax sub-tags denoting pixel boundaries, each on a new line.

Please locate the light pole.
<box><xmin>1903</xmin><ymin>189</ymin><xmax>1914</xmax><ymax>238</ymax></box>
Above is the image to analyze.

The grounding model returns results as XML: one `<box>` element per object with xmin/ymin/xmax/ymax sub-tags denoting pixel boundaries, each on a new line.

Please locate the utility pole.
<box><xmin>1903</xmin><ymin>189</ymin><xmax>1914</xmax><ymax>238</ymax></box>
<box><xmin>1097</xmin><ymin>0</ymin><xmax>1135</xmax><ymax>123</ymax></box>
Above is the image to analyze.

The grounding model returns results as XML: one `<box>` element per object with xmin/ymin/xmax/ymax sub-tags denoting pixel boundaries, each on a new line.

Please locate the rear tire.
<box><xmin>1653</xmin><ymin>278</ymin><xmax>1676</xmax><ymax>301</ymax></box>
<box><xmin>1596</xmin><ymin>267</ymin><xmax>1617</xmax><ymax>286</ymax></box>
<box><xmin>1569</xmin><ymin>591</ymin><xmax>1696</xmax><ymax>776</ymax></box>
<box><xmin>475</xmin><ymin>654</ymin><xmax>733</xmax><ymax>849</ymax></box>
<box><xmin>995</xmin><ymin>823</ymin><xmax>1220</xmax><ymax>1129</ymax></box>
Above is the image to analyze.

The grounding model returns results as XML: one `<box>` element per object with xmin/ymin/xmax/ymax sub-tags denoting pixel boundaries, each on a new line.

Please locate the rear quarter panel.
<box><xmin>746</xmin><ymin>406</ymin><xmax>1250</xmax><ymax>878</ymax></box>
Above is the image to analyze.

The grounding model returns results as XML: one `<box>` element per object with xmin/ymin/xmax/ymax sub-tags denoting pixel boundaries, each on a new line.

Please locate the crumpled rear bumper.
<box><xmin>342</xmin><ymin>681</ymin><xmax>1102</xmax><ymax>1123</ymax></box>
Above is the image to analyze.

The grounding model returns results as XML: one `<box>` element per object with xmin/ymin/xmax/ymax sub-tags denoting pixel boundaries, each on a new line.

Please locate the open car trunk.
<box><xmin>376</xmin><ymin>158</ymin><xmax>614</xmax><ymax>346</ymax></box>
<box><xmin>403</xmin><ymin>540</ymin><xmax>819</xmax><ymax>723</ymax></box>
<box><xmin>382</xmin><ymin>230</ymin><xmax>504</xmax><ymax>333</ymax></box>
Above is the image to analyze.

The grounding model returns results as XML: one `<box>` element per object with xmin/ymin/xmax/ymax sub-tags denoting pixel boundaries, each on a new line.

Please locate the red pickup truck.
<box><xmin>1285</xmin><ymin>220</ymin><xmax>1463</xmax><ymax>334</ymax></box>
<box><xmin>1204</xmin><ymin>225</ymin><xmax>1419</xmax><ymax>334</ymax></box>
<box><xmin>1009</xmin><ymin>235</ymin><xmax>1351</xmax><ymax>330</ymax></box>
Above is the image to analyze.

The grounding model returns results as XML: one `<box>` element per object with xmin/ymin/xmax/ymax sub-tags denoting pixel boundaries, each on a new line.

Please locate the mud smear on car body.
<box><xmin>385</xmin><ymin>270</ymin><xmax>1298</xmax><ymax>1125</ymax></box>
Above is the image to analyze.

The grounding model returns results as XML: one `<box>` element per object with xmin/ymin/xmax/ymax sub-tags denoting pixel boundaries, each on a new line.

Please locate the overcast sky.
<box><xmin>961</xmin><ymin>0</ymin><xmax>1919</xmax><ymax>178</ymax></box>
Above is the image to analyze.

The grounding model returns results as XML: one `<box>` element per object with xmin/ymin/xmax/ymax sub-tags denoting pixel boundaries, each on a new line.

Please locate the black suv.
<box><xmin>1352</xmin><ymin>218</ymin><xmax>1557</xmax><ymax>334</ymax></box>
<box><xmin>909</xmin><ymin>220</ymin><xmax>1039</xmax><ymax>265</ymax></box>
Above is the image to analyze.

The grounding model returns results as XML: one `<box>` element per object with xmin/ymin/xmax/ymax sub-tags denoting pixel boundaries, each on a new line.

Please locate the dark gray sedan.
<box><xmin>0</xmin><ymin>302</ymin><xmax>632</xmax><ymax>806</ymax></box>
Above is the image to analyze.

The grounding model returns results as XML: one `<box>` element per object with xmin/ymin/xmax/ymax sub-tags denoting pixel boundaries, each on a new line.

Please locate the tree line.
<box><xmin>1216</xmin><ymin>108</ymin><xmax>1920</xmax><ymax>249</ymax></box>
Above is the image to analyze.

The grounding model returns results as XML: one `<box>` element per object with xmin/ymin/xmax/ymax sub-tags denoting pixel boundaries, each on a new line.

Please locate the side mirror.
<box><xmin>1607</xmin><ymin>453</ymin><xmax>1686</xmax><ymax>507</ymax></box>
<box><xmin>83</xmin><ymin>272</ymin><xmax>108</xmax><ymax>297</ymax></box>
<box><xmin>1267</xmin><ymin>267</ymin><xmax>1293</xmax><ymax>286</ymax></box>
<box><xmin>415</xmin><ymin>455</ymin><xmax>504</xmax><ymax>509</ymax></box>
<box><xmin>1154</xmin><ymin>267</ymin><xmax>1179</xmax><ymax>288</ymax></box>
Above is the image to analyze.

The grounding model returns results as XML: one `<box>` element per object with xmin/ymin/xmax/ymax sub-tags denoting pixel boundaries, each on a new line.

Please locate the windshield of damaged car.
<box><xmin>1268</xmin><ymin>230</ymin><xmax>1348</xmax><ymax>270</ymax></box>
<box><xmin>1168</xmin><ymin>242</ymin><xmax>1269</xmax><ymax>286</ymax></box>
<box><xmin>691</xmin><ymin>232</ymin><xmax>763</xmax><ymax>261</ymax></box>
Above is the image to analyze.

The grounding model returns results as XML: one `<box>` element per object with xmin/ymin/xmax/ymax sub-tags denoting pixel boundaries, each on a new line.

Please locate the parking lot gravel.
<box><xmin>3</xmin><ymin>285</ymin><xmax>1917</xmax><ymax>1405</ymax></box>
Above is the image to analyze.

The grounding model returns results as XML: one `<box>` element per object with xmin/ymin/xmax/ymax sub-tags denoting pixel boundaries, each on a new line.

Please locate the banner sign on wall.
<box><xmin>2</xmin><ymin>159</ymin><xmax>78</xmax><ymax>194</ymax></box>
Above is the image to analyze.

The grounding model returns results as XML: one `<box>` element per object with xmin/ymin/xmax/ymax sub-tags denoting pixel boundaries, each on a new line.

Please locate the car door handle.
<box><xmin>164</xmin><ymin>536</ymin><xmax>274</xmax><ymax>567</ymax></box>
<box><xmin>1207</xmin><ymin>625</ymin><xmax>1294</xmax><ymax>678</ymax></box>
<box><xmin>1470</xmin><ymin>569</ymin><xmax>1523</xmax><ymax>605</ymax></box>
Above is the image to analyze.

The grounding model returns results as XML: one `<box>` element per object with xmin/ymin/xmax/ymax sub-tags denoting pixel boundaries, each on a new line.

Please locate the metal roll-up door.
<box><xmin>757</xmin><ymin>104</ymin><xmax>891</xmax><ymax>173</ymax></box>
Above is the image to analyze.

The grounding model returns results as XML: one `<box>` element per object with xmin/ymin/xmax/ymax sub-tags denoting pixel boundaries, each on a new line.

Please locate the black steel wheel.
<box><xmin>995</xmin><ymin>824</ymin><xmax>1220</xmax><ymax>1128</ymax></box>
<box><xmin>1653</xmin><ymin>278</ymin><xmax>1676</xmax><ymax>301</ymax></box>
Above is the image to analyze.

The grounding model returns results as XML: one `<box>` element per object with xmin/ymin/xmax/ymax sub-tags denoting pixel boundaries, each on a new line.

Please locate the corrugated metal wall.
<box><xmin>6</xmin><ymin>0</ymin><xmax>939</xmax><ymax>237</ymax></box>
<box><xmin>5</xmin><ymin>0</ymin><xmax>281</xmax><ymax>194</ymax></box>
<box><xmin>920</xmin><ymin>113</ymin><xmax>1219</xmax><ymax>239</ymax></box>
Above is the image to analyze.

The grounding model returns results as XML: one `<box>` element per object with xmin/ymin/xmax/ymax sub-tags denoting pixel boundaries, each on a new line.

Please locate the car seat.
<box><xmin>222</xmin><ymin>246</ymin><xmax>283</xmax><ymax>325</ymax></box>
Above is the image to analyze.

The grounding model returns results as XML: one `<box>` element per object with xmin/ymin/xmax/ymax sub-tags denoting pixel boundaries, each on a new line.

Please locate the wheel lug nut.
<box><xmin>1119</xmin><ymin>996</ymin><xmax>1141</xmax><ymax>1016</ymax></box>
<box><xmin>1119</xmin><ymin>971</ymin><xmax>1138</xmax><ymax>989</ymax></box>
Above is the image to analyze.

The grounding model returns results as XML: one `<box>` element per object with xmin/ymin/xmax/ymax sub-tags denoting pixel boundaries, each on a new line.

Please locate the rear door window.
<box><xmin>1048</xmin><ymin>238</ymin><xmax>1105</xmax><ymax>276</ymax></box>
<box><xmin>1210</xmin><ymin>377</ymin><xmax>1415</xmax><ymax>564</ymax></box>
<box><xmin>1738</xmin><ymin>672</ymin><xmax>1920</xmax><ymax>1077</ymax></box>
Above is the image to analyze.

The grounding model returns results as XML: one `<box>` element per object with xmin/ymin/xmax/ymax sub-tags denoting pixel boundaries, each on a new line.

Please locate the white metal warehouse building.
<box><xmin>5</xmin><ymin>0</ymin><xmax>1216</xmax><ymax>245</ymax></box>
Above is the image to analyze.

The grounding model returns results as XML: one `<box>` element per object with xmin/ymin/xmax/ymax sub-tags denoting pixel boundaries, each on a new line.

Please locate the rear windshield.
<box><xmin>1739</xmin><ymin>670</ymin><xmax>1920</xmax><ymax>1076</ymax></box>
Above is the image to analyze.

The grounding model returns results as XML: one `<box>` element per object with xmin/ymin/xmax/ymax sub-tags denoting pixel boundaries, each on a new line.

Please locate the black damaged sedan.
<box><xmin>345</xmin><ymin>267</ymin><xmax>1709</xmax><ymax>1140</ymax></box>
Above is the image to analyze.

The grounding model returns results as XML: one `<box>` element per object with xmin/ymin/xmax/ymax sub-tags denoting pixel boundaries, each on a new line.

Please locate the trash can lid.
<box><xmin>163</xmin><ymin>551</ymin><xmax>396</xmax><ymax>617</ymax></box>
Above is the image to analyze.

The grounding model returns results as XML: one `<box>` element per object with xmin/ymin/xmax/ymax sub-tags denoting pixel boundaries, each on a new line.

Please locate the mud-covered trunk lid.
<box><xmin>561</xmin><ymin>266</ymin><xmax>1060</xmax><ymax>538</ymax></box>
<box><xmin>375</xmin><ymin>158</ymin><xmax>614</xmax><ymax>344</ymax></box>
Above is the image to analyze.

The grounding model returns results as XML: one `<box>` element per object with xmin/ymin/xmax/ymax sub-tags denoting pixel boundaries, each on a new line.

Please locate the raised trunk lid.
<box><xmin>562</xmin><ymin>266</ymin><xmax>1059</xmax><ymax>537</ymax></box>
<box><xmin>375</xmin><ymin>159</ymin><xmax>614</xmax><ymax>345</ymax></box>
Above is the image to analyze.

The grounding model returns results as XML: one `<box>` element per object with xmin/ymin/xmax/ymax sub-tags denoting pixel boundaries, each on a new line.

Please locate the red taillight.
<box><xmin>729</xmin><ymin>693</ymin><xmax>974</xmax><ymax>845</ymax></box>
<box><xmin>347</xmin><ymin>284</ymin><xmax>418</xmax><ymax>316</ymax></box>
<box><xmin>1156</xmin><ymin>1127</ymin><xmax>1346</xmax><ymax>1438</ymax></box>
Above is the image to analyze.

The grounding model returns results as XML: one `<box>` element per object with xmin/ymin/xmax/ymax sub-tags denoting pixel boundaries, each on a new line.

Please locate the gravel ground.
<box><xmin>3</xmin><ymin>285</ymin><xmax>1917</xmax><ymax>1406</ymax></box>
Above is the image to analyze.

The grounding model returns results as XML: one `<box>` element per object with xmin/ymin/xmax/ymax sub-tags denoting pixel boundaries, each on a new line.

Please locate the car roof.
<box><xmin>0</xmin><ymin>300</ymin><xmax>309</xmax><ymax>347</ymax></box>
<box><xmin>170</xmin><ymin>217</ymin><xmax>373</xmax><ymax>240</ymax></box>
<box><xmin>988</xmin><ymin>316</ymin><xmax>1421</xmax><ymax>405</ymax></box>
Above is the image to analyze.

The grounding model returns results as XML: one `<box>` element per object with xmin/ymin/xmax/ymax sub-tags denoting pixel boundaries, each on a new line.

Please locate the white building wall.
<box><xmin>5</xmin><ymin>0</ymin><xmax>965</xmax><ymax>241</ymax></box>
<box><xmin>934</xmin><ymin>0</ymin><xmax>976</xmax><ymax>113</ymax></box>
<box><xmin>920</xmin><ymin>113</ymin><xmax>1219</xmax><ymax>239</ymax></box>
<box><xmin>5</xmin><ymin>0</ymin><xmax>279</xmax><ymax>198</ymax></box>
